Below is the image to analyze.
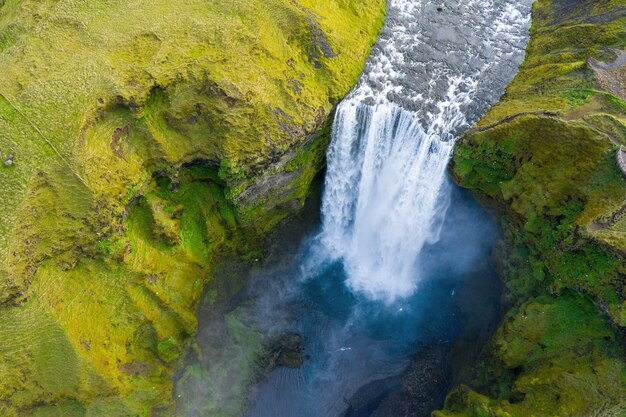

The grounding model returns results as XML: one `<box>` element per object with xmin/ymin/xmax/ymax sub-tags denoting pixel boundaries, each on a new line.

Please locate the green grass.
<box><xmin>176</xmin><ymin>308</ymin><xmax>265</xmax><ymax>417</ymax></box>
<box><xmin>565</xmin><ymin>88</ymin><xmax>594</xmax><ymax>106</ymax></box>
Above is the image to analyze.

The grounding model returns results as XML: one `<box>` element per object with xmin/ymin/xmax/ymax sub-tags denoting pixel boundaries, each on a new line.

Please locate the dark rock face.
<box><xmin>371</xmin><ymin>347</ymin><xmax>451</xmax><ymax>417</ymax></box>
<box><xmin>342</xmin><ymin>376</ymin><xmax>403</xmax><ymax>417</ymax></box>
<box><xmin>266</xmin><ymin>333</ymin><xmax>304</xmax><ymax>370</ymax></box>
<box><xmin>342</xmin><ymin>346</ymin><xmax>450</xmax><ymax>417</ymax></box>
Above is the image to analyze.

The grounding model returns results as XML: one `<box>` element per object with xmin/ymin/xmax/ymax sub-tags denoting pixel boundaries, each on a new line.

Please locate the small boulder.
<box><xmin>265</xmin><ymin>333</ymin><xmax>304</xmax><ymax>370</ymax></box>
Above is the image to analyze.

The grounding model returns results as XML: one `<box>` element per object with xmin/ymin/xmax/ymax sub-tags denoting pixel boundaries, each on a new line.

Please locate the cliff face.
<box><xmin>0</xmin><ymin>1</ymin><xmax>386</xmax><ymax>415</ymax></box>
<box><xmin>437</xmin><ymin>0</ymin><xmax>626</xmax><ymax>416</ymax></box>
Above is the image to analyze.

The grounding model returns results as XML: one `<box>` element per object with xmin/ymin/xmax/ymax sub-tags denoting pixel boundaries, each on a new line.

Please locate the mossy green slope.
<box><xmin>438</xmin><ymin>0</ymin><xmax>626</xmax><ymax>416</ymax></box>
<box><xmin>0</xmin><ymin>1</ymin><xmax>386</xmax><ymax>415</ymax></box>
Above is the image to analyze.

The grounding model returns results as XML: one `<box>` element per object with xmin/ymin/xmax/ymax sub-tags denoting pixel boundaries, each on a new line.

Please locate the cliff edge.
<box><xmin>438</xmin><ymin>1</ymin><xmax>626</xmax><ymax>416</ymax></box>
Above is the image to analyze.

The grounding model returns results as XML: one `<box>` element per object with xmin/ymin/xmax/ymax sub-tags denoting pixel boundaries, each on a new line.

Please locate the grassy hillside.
<box><xmin>437</xmin><ymin>0</ymin><xmax>626</xmax><ymax>416</ymax></box>
<box><xmin>0</xmin><ymin>1</ymin><xmax>386</xmax><ymax>415</ymax></box>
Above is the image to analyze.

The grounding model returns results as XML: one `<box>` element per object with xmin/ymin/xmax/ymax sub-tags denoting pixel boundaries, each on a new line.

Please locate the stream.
<box><xmin>179</xmin><ymin>1</ymin><xmax>533</xmax><ymax>416</ymax></box>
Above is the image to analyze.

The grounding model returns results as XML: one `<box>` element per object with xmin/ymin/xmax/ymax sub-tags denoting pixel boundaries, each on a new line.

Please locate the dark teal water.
<box><xmin>246</xmin><ymin>181</ymin><xmax>500</xmax><ymax>417</ymax></box>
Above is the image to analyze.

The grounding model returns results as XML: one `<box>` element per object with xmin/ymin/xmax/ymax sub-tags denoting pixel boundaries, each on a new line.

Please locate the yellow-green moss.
<box><xmin>454</xmin><ymin>116</ymin><xmax>625</xmax><ymax>314</ymax></box>
<box><xmin>0</xmin><ymin>0</ymin><xmax>386</xmax><ymax>415</ymax></box>
<box><xmin>436</xmin><ymin>294</ymin><xmax>626</xmax><ymax>417</ymax></box>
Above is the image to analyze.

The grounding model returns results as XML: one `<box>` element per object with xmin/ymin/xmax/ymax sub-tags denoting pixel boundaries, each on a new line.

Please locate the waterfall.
<box><xmin>320</xmin><ymin>102</ymin><xmax>454</xmax><ymax>301</ymax></box>
<box><xmin>317</xmin><ymin>0</ymin><xmax>533</xmax><ymax>302</ymax></box>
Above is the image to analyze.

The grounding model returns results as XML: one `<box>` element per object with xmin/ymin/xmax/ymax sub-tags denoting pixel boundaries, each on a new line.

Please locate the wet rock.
<box><xmin>341</xmin><ymin>376</ymin><xmax>402</xmax><ymax>417</ymax></box>
<box><xmin>371</xmin><ymin>346</ymin><xmax>450</xmax><ymax>417</ymax></box>
<box><xmin>340</xmin><ymin>346</ymin><xmax>450</xmax><ymax>417</ymax></box>
<box><xmin>266</xmin><ymin>333</ymin><xmax>303</xmax><ymax>370</ymax></box>
<box><xmin>589</xmin><ymin>49</ymin><xmax>626</xmax><ymax>101</ymax></box>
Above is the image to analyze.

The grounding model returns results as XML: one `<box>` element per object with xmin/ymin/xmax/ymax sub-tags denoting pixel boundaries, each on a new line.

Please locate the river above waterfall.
<box><xmin>178</xmin><ymin>0</ymin><xmax>533</xmax><ymax>416</ymax></box>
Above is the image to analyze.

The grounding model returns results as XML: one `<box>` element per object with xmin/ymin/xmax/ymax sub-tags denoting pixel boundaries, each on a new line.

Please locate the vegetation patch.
<box><xmin>0</xmin><ymin>0</ymin><xmax>387</xmax><ymax>414</ymax></box>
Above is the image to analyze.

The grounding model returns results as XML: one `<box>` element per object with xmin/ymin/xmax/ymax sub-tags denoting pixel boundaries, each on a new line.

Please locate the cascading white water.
<box><xmin>321</xmin><ymin>103</ymin><xmax>454</xmax><ymax>301</ymax></box>
<box><xmin>319</xmin><ymin>0</ymin><xmax>533</xmax><ymax>302</ymax></box>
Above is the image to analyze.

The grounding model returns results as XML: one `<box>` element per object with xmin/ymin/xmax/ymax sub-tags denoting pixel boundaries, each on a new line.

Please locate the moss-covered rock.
<box><xmin>436</xmin><ymin>293</ymin><xmax>625</xmax><ymax>417</ymax></box>
<box><xmin>439</xmin><ymin>0</ymin><xmax>626</xmax><ymax>415</ymax></box>
<box><xmin>0</xmin><ymin>1</ymin><xmax>386</xmax><ymax>415</ymax></box>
